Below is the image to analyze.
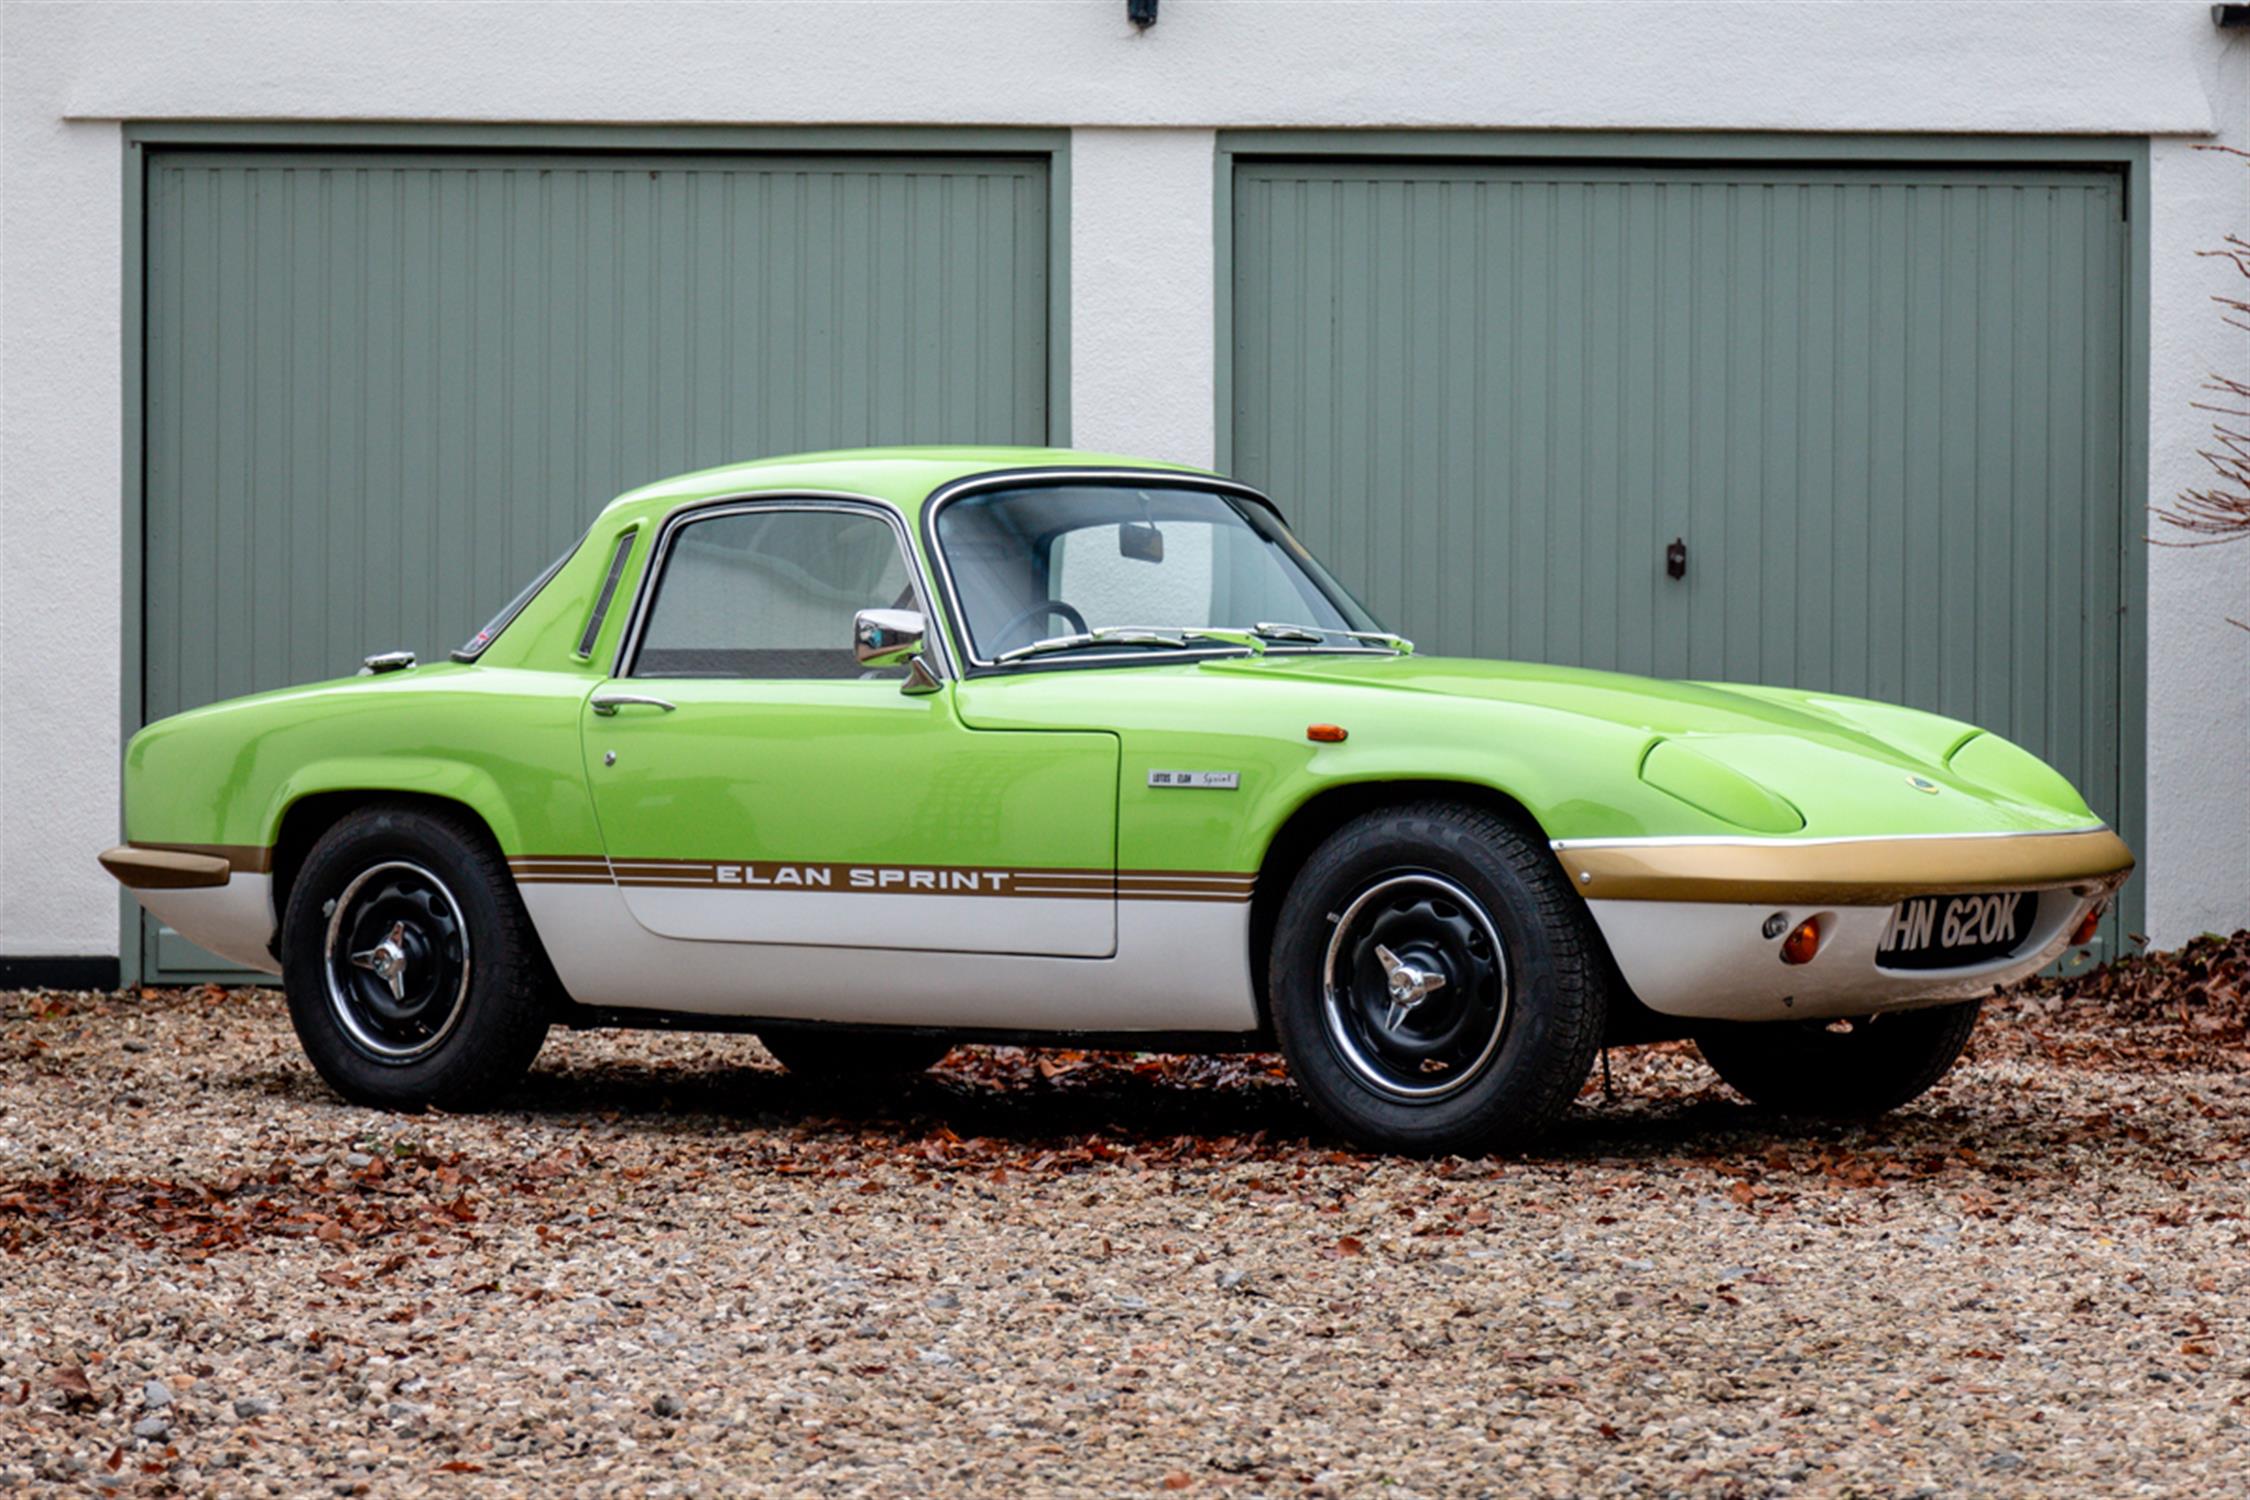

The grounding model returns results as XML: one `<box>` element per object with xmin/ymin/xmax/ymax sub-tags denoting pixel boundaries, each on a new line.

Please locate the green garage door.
<box><xmin>1232</xmin><ymin>156</ymin><xmax>2129</xmax><ymax>862</ymax></box>
<box><xmin>140</xmin><ymin>146</ymin><xmax>1052</xmax><ymax>978</ymax></box>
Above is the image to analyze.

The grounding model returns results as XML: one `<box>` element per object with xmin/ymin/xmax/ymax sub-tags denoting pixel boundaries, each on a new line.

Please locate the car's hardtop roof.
<box><xmin>593</xmin><ymin>446</ymin><xmax>1220</xmax><ymax>528</ymax></box>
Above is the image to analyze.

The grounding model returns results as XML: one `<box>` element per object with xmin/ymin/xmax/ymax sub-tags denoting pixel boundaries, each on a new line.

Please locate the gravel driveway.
<box><xmin>2</xmin><ymin>942</ymin><xmax>2245</xmax><ymax>1497</ymax></box>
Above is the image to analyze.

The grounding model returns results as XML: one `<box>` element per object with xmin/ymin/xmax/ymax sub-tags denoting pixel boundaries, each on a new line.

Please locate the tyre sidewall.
<box><xmin>1696</xmin><ymin>1000</ymin><xmax>1981</xmax><ymax>1117</ymax></box>
<box><xmin>282</xmin><ymin>807</ymin><xmax>543</xmax><ymax>1110</ymax></box>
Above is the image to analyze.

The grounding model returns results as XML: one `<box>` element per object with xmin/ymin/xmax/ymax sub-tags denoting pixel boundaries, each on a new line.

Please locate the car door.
<box><xmin>580</xmin><ymin>499</ymin><xmax>1119</xmax><ymax>958</ymax></box>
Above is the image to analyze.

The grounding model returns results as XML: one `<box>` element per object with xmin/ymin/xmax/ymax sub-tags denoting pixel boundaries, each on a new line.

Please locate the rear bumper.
<box><xmin>1557</xmin><ymin>828</ymin><xmax>2132</xmax><ymax>1022</ymax></box>
<box><xmin>99</xmin><ymin>844</ymin><xmax>231</xmax><ymax>890</ymax></box>
<box><xmin>98</xmin><ymin>843</ymin><xmax>280</xmax><ymax>975</ymax></box>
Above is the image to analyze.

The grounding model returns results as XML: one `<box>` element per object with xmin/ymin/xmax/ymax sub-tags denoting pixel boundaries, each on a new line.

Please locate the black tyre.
<box><xmin>758</xmin><ymin>1030</ymin><xmax>951</xmax><ymax>1080</ymax></box>
<box><xmin>280</xmin><ymin>804</ymin><xmax>552</xmax><ymax>1110</ymax></box>
<box><xmin>1695</xmin><ymin>1001</ymin><xmax>1981</xmax><ymax>1117</ymax></box>
<box><xmin>1268</xmin><ymin>802</ymin><xmax>1606</xmax><ymax>1155</ymax></box>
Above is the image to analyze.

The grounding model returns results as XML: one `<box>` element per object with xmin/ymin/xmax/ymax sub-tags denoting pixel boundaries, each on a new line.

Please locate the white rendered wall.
<box><xmin>2146</xmin><ymin>39</ymin><xmax>2250</xmax><ymax>944</ymax></box>
<box><xmin>1068</xmin><ymin>128</ymin><xmax>1219</xmax><ymax>468</ymax></box>
<box><xmin>1</xmin><ymin>1</ymin><xmax>2244</xmax><ymax>959</ymax></box>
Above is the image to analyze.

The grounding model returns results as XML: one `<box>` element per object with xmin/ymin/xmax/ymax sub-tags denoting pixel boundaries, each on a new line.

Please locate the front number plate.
<box><xmin>1875</xmin><ymin>891</ymin><xmax>2033</xmax><ymax>970</ymax></box>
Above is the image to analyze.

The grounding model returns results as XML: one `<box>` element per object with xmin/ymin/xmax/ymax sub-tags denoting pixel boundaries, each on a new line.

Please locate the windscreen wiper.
<box><xmin>1252</xmin><ymin>622</ymin><xmax>1416</xmax><ymax>654</ymax></box>
<box><xmin>994</xmin><ymin>627</ymin><xmax>1266</xmax><ymax>664</ymax></box>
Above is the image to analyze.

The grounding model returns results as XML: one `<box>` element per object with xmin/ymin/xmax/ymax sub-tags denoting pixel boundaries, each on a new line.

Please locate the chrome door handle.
<box><xmin>590</xmin><ymin>693</ymin><xmax>677</xmax><ymax>716</ymax></box>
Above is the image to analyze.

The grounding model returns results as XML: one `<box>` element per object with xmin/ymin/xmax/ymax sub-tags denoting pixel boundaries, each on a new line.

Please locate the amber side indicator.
<box><xmin>1779</xmin><ymin>919</ymin><xmax>1822</xmax><ymax>966</ymax></box>
<box><xmin>1306</xmin><ymin>724</ymin><xmax>1348</xmax><ymax>743</ymax></box>
<box><xmin>2069</xmin><ymin>901</ymin><xmax>2107</xmax><ymax>947</ymax></box>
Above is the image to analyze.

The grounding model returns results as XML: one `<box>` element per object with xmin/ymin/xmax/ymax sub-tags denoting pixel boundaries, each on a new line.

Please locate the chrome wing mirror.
<box><xmin>853</xmin><ymin>608</ymin><xmax>941</xmax><ymax>696</ymax></box>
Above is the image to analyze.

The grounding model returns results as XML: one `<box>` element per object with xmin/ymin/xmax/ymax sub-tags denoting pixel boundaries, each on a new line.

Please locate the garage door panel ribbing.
<box><xmin>144</xmin><ymin>150</ymin><xmax>1049</xmax><ymax>730</ymax></box>
<box><xmin>1232</xmin><ymin>160</ymin><xmax>2127</xmax><ymax>843</ymax></box>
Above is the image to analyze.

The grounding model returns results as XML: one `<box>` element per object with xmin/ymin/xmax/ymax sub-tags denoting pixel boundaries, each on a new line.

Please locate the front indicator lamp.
<box><xmin>2069</xmin><ymin>901</ymin><xmax>2107</xmax><ymax>948</ymax></box>
<box><xmin>1779</xmin><ymin>919</ymin><xmax>1823</xmax><ymax>966</ymax></box>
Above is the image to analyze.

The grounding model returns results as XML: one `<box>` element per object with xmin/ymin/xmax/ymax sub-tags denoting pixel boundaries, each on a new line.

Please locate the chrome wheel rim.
<box><xmin>321</xmin><ymin>860</ymin><xmax>472</xmax><ymax>1063</ymax></box>
<box><xmin>1320</xmin><ymin>872</ymin><xmax>1510</xmax><ymax>1101</ymax></box>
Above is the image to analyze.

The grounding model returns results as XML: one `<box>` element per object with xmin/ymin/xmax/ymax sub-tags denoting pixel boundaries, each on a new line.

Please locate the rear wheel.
<box><xmin>758</xmin><ymin>1030</ymin><xmax>951</xmax><ymax>1080</ymax></box>
<box><xmin>280</xmin><ymin>804</ymin><xmax>551</xmax><ymax>1110</ymax></box>
<box><xmin>1695</xmin><ymin>1001</ymin><xmax>1982</xmax><ymax>1117</ymax></box>
<box><xmin>1268</xmin><ymin>802</ymin><xmax>1606</xmax><ymax>1155</ymax></box>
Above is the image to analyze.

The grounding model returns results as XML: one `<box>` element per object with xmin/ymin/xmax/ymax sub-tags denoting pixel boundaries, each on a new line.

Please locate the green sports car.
<box><xmin>102</xmin><ymin>448</ymin><xmax>2133</xmax><ymax>1153</ymax></box>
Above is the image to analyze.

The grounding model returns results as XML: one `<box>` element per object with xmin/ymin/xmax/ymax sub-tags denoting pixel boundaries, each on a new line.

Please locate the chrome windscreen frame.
<box><xmin>607</xmin><ymin>489</ymin><xmax>956</xmax><ymax>683</ymax></box>
<box><xmin>916</xmin><ymin>466</ymin><xmax>1393</xmax><ymax>675</ymax></box>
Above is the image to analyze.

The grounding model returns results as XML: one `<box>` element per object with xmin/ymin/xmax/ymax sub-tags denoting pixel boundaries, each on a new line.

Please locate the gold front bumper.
<box><xmin>1554</xmin><ymin>827</ymin><xmax>2134</xmax><ymax>906</ymax></box>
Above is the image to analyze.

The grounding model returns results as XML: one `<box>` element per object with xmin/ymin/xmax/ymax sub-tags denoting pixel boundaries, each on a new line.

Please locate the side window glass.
<box><xmin>633</xmin><ymin>510</ymin><xmax>913</xmax><ymax>680</ymax></box>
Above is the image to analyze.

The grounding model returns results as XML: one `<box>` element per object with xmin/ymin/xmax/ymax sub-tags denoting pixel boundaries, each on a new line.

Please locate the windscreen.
<box><xmin>933</xmin><ymin>483</ymin><xmax>1377</xmax><ymax>661</ymax></box>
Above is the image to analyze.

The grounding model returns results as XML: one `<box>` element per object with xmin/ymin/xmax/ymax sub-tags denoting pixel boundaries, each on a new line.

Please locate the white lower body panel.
<box><xmin>524</xmin><ymin>884</ymin><xmax>1259</xmax><ymax>1032</ymax></box>
<box><xmin>614</xmin><ymin>885</ymin><xmax>1114</xmax><ymax>957</ymax></box>
<box><xmin>132</xmin><ymin>875</ymin><xmax>281</xmax><ymax>975</ymax></box>
<box><xmin>1587</xmin><ymin>886</ymin><xmax>2097</xmax><ymax>1022</ymax></box>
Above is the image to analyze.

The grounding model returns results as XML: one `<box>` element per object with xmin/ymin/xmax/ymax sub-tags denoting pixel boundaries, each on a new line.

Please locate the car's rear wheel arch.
<box><xmin>1247</xmin><ymin>780</ymin><xmax>1553</xmax><ymax>1027</ymax></box>
<box><xmin>270</xmin><ymin>791</ymin><xmax>514</xmax><ymax>957</ymax></box>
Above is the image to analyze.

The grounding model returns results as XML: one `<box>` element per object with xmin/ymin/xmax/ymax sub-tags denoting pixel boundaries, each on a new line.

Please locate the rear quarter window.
<box><xmin>452</xmin><ymin>544</ymin><xmax>579</xmax><ymax>662</ymax></box>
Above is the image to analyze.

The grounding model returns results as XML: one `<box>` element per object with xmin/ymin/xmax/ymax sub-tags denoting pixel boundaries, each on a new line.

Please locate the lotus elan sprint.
<box><xmin>103</xmin><ymin>449</ymin><xmax>2133</xmax><ymax>1153</ymax></box>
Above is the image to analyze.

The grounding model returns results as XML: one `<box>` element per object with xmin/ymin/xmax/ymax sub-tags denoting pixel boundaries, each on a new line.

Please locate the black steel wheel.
<box><xmin>322</xmin><ymin>862</ymin><xmax>473</xmax><ymax>1063</ymax></box>
<box><xmin>281</xmin><ymin>804</ymin><xmax>552</xmax><ymax>1110</ymax></box>
<box><xmin>1269</xmin><ymin>801</ymin><xmax>1606</xmax><ymax>1155</ymax></box>
<box><xmin>1321</xmin><ymin>873</ymin><xmax>1510</xmax><ymax>1101</ymax></box>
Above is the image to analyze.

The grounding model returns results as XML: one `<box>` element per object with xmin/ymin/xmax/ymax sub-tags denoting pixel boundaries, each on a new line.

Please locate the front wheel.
<box><xmin>1267</xmin><ymin>802</ymin><xmax>1606</xmax><ymax>1155</ymax></box>
<box><xmin>1695</xmin><ymin>1001</ymin><xmax>1982</xmax><ymax>1117</ymax></box>
<box><xmin>280</xmin><ymin>804</ymin><xmax>552</xmax><ymax>1110</ymax></box>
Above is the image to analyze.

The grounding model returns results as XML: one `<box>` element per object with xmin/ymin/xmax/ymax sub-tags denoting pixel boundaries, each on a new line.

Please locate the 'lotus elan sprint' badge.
<box><xmin>1147</xmin><ymin>770</ymin><xmax>1241</xmax><ymax>790</ymax></box>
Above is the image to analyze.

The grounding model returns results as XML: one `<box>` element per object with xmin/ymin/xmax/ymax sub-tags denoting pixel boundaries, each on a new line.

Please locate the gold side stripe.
<box><xmin>1120</xmin><ymin>891</ymin><xmax>1253</xmax><ymax>904</ymax></box>
<box><xmin>1118</xmin><ymin>877</ymin><xmax>1255</xmax><ymax>885</ymax></box>
<box><xmin>606</xmin><ymin>870</ymin><xmax>1114</xmax><ymax>883</ymax></box>
<box><xmin>513</xmin><ymin>869</ymin><xmax>1251</xmax><ymax>901</ymax></box>
<box><xmin>509</xmin><ymin>855</ymin><xmax>1255</xmax><ymax>889</ymax></box>
<box><xmin>601</xmin><ymin>863</ymin><xmax>1099</xmax><ymax>872</ymax></box>
<box><xmin>131</xmin><ymin>841</ymin><xmax>272</xmax><ymax>875</ymax></box>
<box><xmin>1124</xmin><ymin>869</ymin><xmax>1257</xmax><ymax>882</ymax></box>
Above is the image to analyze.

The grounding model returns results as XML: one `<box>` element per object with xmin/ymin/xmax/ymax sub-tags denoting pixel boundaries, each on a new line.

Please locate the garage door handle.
<box><xmin>1666</xmin><ymin>538</ymin><xmax>1687</xmax><ymax>580</ymax></box>
<box><xmin>591</xmin><ymin>694</ymin><xmax>677</xmax><ymax>716</ymax></box>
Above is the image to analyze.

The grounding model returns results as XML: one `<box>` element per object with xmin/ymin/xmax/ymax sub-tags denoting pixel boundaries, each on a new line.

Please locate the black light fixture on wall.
<box><xmin>1129</xmin><ymin>0</ymin><xmax>1159</xmax><ymax>30</ymax></box>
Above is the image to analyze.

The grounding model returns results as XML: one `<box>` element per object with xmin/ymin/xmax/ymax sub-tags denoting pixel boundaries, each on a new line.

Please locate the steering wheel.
<box><xmin>991</xmin><ymin>599</ymin><xmax>1089</xmax><ymax>653</ymax></box>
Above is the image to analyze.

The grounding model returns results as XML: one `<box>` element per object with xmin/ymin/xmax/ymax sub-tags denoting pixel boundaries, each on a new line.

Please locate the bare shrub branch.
<box><xmin>2151</xmin><ymin>145</ymin><xmax>2250</xmax><ymax>564</ymax></box>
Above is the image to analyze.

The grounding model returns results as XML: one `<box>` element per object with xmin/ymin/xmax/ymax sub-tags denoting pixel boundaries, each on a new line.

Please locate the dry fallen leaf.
<box><xmin>51</xmin><ymin>1364</ymin><xmax>96</xmax><ymax>1408</ymax></box>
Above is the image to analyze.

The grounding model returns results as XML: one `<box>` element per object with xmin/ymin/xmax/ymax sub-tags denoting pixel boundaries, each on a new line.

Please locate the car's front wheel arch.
<box><xmin>1264</xmin><ymin>797</ymin><xmax>1611</xmax><ymax>1152</ymax></box>
<box><xmin>1248</xmin><ymin>779</ymin><xmax>1554</xmax><ymax>1032</ymax></box>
